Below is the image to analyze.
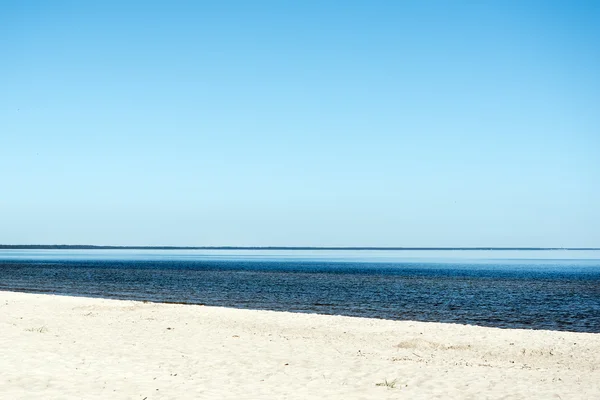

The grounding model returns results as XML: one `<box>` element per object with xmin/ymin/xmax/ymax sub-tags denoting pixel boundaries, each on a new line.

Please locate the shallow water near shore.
<box><xmin>1</xmin><ymin>249</ymin><xmax>599</xmax><ymax>332</ymax></box>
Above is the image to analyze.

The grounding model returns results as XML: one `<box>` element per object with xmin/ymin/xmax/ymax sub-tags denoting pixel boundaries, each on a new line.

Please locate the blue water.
<box><xmin>1</xmin><ymin>250</ymin><xmax>599</xmax><ymax>333</ymax></box>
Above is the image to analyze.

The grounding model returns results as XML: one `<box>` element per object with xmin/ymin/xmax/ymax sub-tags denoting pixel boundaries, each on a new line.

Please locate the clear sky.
<box><xmin>1</xmin><ymin>1</ymin><xmax>599</xmax><ymax>247</ymax></box>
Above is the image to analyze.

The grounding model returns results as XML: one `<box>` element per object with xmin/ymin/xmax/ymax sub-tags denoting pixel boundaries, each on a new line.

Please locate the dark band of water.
<box><xmin>1</xmin><ymin>250</ymin><xmax>599</xmax><ymax>333</ymax></box>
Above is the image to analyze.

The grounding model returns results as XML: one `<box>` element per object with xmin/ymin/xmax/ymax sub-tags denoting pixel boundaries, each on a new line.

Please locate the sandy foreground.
<box><xmin>1</xmin><ymin>291</ymin><xmax>599</xmax><ymax>400</ymax></box>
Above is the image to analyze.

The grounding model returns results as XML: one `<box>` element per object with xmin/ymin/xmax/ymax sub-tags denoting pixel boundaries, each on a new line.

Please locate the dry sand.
<box><xmin>1</xmin><ymin>291</ymin><xmax>599</xmax><ymax>399</ymax></box>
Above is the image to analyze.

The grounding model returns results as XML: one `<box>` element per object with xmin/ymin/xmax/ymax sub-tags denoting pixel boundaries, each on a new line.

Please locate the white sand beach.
<box><xmin>1</xmin><ymin>291</ymin><xmax>599</xmax><ymax>399</ymax></box>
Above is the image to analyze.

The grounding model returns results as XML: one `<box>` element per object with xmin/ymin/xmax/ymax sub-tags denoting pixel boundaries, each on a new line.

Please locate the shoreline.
<box><xmin>3</xmin><ymin>245</ymin><xmax>599</xmax><ymax>250</ymax></box>
<box><xmin>2</xmin><ymin>288</ymin><xmax>598</xmax><ymax>334</ymax></box>
<box><xmin>2</xmin><ymin>291</ymin><xmax>599</xmax><ymax>399</ymax></box>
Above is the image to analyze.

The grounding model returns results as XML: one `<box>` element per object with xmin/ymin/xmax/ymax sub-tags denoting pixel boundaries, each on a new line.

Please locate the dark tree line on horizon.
<box><xmin>0</xmin><ymin>245</ymin><xmax>597</xmax><ymax>250</ymax></box>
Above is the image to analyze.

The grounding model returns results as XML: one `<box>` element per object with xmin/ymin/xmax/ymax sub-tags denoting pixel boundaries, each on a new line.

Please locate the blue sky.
<box><xmin>1</xmin><ymin>1</ymin><xmax>599</xmax><ymax>246</ymax></box>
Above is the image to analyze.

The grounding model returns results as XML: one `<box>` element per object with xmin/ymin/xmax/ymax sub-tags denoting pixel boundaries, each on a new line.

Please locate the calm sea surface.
<box><xmin>1</xmin><ymin>249</ymin><xmax>599</xmax><ymax>333</ymax></box>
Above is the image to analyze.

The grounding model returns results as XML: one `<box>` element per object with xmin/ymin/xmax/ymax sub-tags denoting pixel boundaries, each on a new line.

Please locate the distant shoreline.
<box><xmin>1</xmin><ymin>245</ymin><xmax>598</xmax><ymax>251</ymax></box>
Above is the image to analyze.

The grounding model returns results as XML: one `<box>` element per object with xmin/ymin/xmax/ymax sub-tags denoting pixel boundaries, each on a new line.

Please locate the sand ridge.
<box><xmin>1</xmin><ymin>291</ymin><xmax>599</xmax><ymax>399</ymax></box>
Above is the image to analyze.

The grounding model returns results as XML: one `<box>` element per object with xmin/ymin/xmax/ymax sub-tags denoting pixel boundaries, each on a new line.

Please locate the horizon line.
<box><xmin>1</xmin><ymin>245</ymin><xmax>599</xmax><ymax>251</ymax></box>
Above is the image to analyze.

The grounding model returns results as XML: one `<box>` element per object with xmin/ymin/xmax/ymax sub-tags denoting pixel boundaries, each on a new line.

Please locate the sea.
<box><xmin>1</xmin><ymin>249</ymin><xmax>599</xmax><ymax>333</ymax></box>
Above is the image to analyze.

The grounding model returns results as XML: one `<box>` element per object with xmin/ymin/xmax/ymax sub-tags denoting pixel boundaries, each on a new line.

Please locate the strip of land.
<box><xmin>2</xmin><ymin>244</ymin><xmax>599</xmax><ymax>250</ymax></box>
<box><xmin>1</xmin><ymin>291</ymin><xmax>599</xmax><ymax>399</ymax></box>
